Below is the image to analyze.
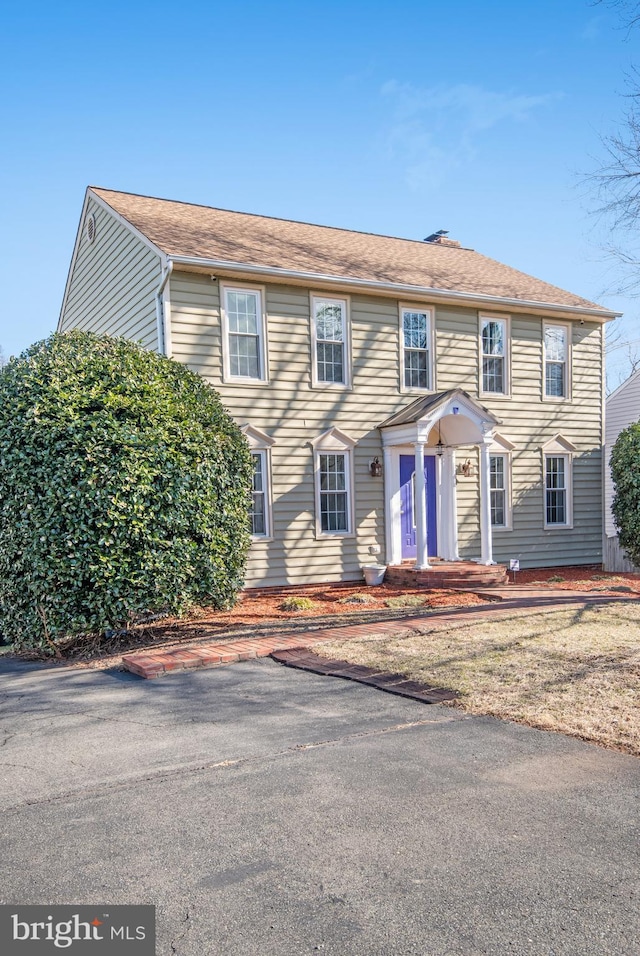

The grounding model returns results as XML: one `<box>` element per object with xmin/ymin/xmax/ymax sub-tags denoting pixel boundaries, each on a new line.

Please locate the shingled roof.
<box><xmin>90</xmin><ymin>187</ymin><xmax>612</xmax><ymax>316</ymax></box>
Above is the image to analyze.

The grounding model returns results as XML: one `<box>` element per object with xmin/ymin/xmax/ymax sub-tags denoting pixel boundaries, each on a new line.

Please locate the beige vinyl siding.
<box><xmin>60</xmin><ymin>198</ymin><xmax>162</xmax><ymax>350</ymax></box>
<box><xmin>170</xmin><ymin>271</ymin><xmax>605</xmax><ymax>585</ymax></box>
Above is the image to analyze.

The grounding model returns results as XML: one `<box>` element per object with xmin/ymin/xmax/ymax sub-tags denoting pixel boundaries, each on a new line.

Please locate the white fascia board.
<box><xmin>87</xmin><ymin>189</ymin><xmax>166</xmax><ymax>259</ymax></box>
<box><xmin>170</xmin><ymin>255</ymin><xmax>620</xmax><ymax>322</ymax></box>
<box><xmin>58</xmin><ymin>189</ymin><xmax>91</xmax><ymax>330</ymax></box>
<box><xmin>58</xmin><ymin>188</ymin><xmax>167</xmax><ymax>332</ymax></box>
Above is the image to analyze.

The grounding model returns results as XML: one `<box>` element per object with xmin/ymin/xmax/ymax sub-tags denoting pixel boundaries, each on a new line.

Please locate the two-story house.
<box><xmin>58</xmin><ymin>187</ymin><xmax>617</xmax><ymax>588</ymax></box>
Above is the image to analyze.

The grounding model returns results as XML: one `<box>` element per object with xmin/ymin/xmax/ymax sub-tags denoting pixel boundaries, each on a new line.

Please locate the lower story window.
<box><xmin>545</xmin><ymin>455</ymin><xmax>567</xmax><ymax>526</ymax></box>
<box><xmin>319</xmin><ymin>453</ymin><xmax>349</xmax><ymax>533</ymax></box>
<box><xmin>490</xmin><ymin>455</ymin><xmax>506</xmax><ymax>527</ymax></box>
<box><xmin>250</xmin><ymin>451</ymin><xmax>269</xmax><ymax>536</ymax></box>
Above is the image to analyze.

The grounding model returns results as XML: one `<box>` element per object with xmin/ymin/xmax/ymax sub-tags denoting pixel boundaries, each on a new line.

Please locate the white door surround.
<box><xmin>379</xmin><ymin>389</ymin><xmax>501</xmax><ymax>568</ymax></box>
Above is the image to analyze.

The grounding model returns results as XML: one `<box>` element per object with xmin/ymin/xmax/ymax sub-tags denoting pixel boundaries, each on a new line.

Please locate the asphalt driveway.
<box><xmin>0</xmin><ymin>657</ymin><xmax>638</xmax><ymax>955</ymax></box>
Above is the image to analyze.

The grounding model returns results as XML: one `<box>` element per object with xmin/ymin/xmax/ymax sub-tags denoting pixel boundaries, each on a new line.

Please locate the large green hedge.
<box><xmin>611</xmin><ymin>420</ymin><xmax>640</xmax><ymax>568</ymax></box>
<box><xmin>0</xmin><ymin>332</ymin><xmax>253</xmax><ymax>652</ymax></box>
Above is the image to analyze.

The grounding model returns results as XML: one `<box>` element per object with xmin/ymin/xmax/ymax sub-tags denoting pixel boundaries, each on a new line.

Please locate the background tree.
<box><xmin>0</xmin><ymin>332</ymin><xmax>253</xmax><ymax>654</ymax></box>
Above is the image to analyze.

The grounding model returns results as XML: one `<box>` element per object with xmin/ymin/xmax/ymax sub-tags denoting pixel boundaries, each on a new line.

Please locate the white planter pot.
<box><xmin>362</xmin><ymin>564</ymin><xmax>387</xmax><ymax>586</ymax></box>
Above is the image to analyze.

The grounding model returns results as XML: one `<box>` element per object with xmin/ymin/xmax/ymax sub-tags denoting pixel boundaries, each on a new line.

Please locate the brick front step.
<box><xmin>386</xmin><ymin>562</ymin><xmax>508</xmax><ymax>589</ymax></box>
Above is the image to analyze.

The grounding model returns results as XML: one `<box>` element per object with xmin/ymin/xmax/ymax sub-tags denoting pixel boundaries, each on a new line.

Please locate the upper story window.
<box><xmin>544</xmin><ymin>323</ymin><xmax>570</xmax><ymax>400</ymax></box>
<box><xmin>400</xmin><ymin>306</ymin><xmax>433</xmax><ymax>391</ymax></box>
<box><xmin>311</xmin><ymin>295</ymin><xmax>350</xmax><ymax>388</ymax></box>
<box><xmin>480</xmin><ymin>315</ymin><xmax>510</xmax><ymax>396</ymax></box>
<box><xmin>221</xmin><ymin>285</ymin><xmax>268</xmax><ymax>383</ymax></box>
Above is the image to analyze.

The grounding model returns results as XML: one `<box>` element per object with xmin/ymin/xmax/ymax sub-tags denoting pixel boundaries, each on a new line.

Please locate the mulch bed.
<box><xmin>509</xmin><ymin>566</ymin><xmax>640</xmax><ymax>592</ymax></box>
<box><xmin>48</xmin><ymin>583</ymin><xmax>488</xmax><ymax>663</ymax></box>
<box><xmin>6</xmin><ymin>569</ymin><xmax>640</xmax><ymax>667</ymax></box>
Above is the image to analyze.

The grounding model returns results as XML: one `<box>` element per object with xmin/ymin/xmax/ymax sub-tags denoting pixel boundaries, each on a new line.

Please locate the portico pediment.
<box><xmin>379</xmin><ymin>389</ymin><xmax>501</xmax><ymax>448</ymax></box>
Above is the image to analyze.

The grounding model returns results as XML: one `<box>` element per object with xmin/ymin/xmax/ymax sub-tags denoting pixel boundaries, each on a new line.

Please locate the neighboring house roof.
<box><xmin>89</xmin><ymin>187</ymin><xmax>616</xmax><ymax>318</ymax></box>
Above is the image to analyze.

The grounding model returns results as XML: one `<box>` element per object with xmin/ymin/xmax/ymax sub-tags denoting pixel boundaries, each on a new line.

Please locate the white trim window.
<box><xmin>250</xmin><ymin>451</ymin><xmax>269</xmax><ymax>537</ymax></box>
<box><xmin>544</xmin><ymin>454</ymin><xmax>571</xmax><ymax>527</ymax></box>
<box><xmin>489</xmin><ymin>454</ymin><xmax>508</xmax><ymax>528</ymax></box>
<box><xmin>318</xmin><ymin>454</ymin><xmax>350</xmax><ymax>532</ymax></box>
<box><xmin>311</xmin><ymin>427</ymin><xmax>356</xmax><ymax>537</ymax></box>
<box><xmin>221</xmin><ymin>285</ymin><xmax>267</xmax><ymax>383</ymax></box>
<box><xmin>311</xmin><ymin>295</ymin><xmax>350</xmax><ymax>387</ymax></box>
<box><xmin>488</xmin><ymin>433</ymin><xmax>515</xmax><ymax>530</ymax></box>
<box><xmin>480</xmin><ymin>315</ymin><xmax>509</xmax><ymax>395</ymax></box>
<box><xmin>240</xmin><ymin>424</ymin><xmax>275</xmax><ymax>539</ymax></box>
<box><xmin>544</xmin><ymin>323</ymin><xmax>570</xmax><ymax>400</ymax></box>
<box><xmin>400</xmin><ymin>305</ymin><xmax>433</xmax><ymax>391</ymax></box>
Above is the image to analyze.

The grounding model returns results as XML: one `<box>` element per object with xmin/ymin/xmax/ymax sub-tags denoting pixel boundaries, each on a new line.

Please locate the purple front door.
<box><xmin>400</xmin><ymin>455</ymin><xmax>437</xmax><ymax>559</ymax></box>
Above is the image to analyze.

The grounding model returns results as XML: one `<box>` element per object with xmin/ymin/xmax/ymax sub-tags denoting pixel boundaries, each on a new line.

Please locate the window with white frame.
<box><xmin>480</xmin><ymin>315</ymin><xmax>509</xmax><ymax>394</ymax></box>
<box><xmin>544</xmin><ymin>455</ymin><xmax>569</xmax><ymax>526</ymax></box>
<box><xmin>490</xmin><ymin>455</ymin><xmax>507</xmax><ymax>527</ymax></box>
<box><xmin>401</xmin><ymin>307</ymin><xmax>432</xmax><ymax>390</ymax></box>
<box><xmin>250</xmin><ymin>452</ymin><xmax>268</xmax><ymax>536</ymax></box>
<box><xmin>311</xmin><ymin>427</ymin><xmax>356</xmax><ymax>536</ymax></box>
<box><xmin>318</xmin><ymin>454</ymin><xmax>349</xmax><ymax>532</ymax></box>
<box><xmin>240</xmin><ymin>424</ymin><xmax>274</xmax><ymax>538</ymax></box>
<box><xmin>544</xmin><ymin>324</ymin><xmax>569</xmax><ymax>399</ymax></box>
<box><xmin>222</xmin><ymin>286</ymin><xmax>267</xmax><ymax>382</ymax></box>
<box><xmin>311</xmin><ymin>296</ymin><xmax>349</xmax><ymax>386</ymax></box>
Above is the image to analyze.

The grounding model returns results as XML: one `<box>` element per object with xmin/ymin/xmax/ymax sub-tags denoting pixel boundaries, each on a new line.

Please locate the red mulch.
<box><xmin>153</xmin><ymin>582</ymin><xmax>487</xmax><ymax>631</ymax></box>
<box><xmin>508</xmin><ymin>566</ymin><xmax>640</xmax><ymax>593</ymax></box>
<box><xmin>34</xmin><ymin>583</ymin><xmax>489</xmax><ymax>664</ymax></box>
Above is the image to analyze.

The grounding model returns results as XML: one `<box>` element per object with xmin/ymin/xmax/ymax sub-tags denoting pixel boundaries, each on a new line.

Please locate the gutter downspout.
<box><xmin>156</xmin><ymin>259</ymin><xmax>173</xmax><ymax>357</ymax></box>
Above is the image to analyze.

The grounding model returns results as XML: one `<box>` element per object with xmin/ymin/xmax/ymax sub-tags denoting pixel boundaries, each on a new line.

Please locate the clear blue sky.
<box><xmin>1</xmin><ymin>0</ymin><xmax>638</xmax><ymax>388</ymax></box>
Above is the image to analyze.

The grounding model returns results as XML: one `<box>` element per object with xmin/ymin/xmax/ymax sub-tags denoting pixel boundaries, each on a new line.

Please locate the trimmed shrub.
<box><xmin>0</xmin><ymin>332</ymin><xmax>253</xmax><ymax>653</ymax></box>
<box><xmin>279</xmin><ymin>596</ymin><xmax>318</xmax><ymax>612</ymax></box>
<box><xmin>611</xmin><ymin>421</ymin><xmax>640</xmax><ymax>567</ymax></box>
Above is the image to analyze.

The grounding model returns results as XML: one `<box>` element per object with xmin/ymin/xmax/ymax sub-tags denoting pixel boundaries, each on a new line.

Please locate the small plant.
<box><xmin>385</xmin><ymin>595</ymin><xmax>428</xmax><ymax>609</ymax></box>
<box><xmin>548</xmin><ymin>575</ymin><xmax>566</xmax><ymax>583</ymax></box>
<box><xmin>279</xmin><ymin>596</ymin><xmax>318</xmax><ymax>612</ymax></box>
<box><xmin>339</xmin><ymin>593</ymin><xmax>375</xmax><ymax>605</ymax></box>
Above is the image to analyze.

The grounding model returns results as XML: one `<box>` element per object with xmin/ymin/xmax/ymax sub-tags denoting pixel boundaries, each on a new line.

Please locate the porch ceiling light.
<box><xmin>436</xmin><ymin>421</ymin><xmax>445</xmax><ymax>457</ymax></box>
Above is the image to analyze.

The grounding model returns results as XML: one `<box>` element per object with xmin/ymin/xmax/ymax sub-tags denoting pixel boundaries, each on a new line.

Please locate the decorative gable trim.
<box><xmin>490</xmin><ymin>432</ymin><xmax>516</xmax><ymax>452</ymax></box>
<box><xmin>240</xmin><ymin>424</ymin><xmax>276</xmax><ymax>449</ymax></box>
<box><xmin>541</xmin><ymin>434</ymin><xmax>578</xmax><ymax>454</ymax></box>
<box><xmin>310</xmin><ymin>426</ymin><xmax>357</xmax><ymax>451</ymax></box>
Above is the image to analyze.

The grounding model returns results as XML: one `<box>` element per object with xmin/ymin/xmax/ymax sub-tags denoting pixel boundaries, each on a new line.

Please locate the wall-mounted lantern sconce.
<box><xmin>456</xmin><ymin>459</ymin><xmax>476</xmax><ymax>478</ymax></box>
<box><xmin>369</xmin><ymin>457</ymin><xmax>383</xmax><ymax>478</ymax></box>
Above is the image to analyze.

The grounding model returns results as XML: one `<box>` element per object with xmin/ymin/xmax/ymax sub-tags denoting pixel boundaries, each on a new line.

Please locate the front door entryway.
<box><xmin>400</xmin><ymin>455</ymin><xmax>437</xmax><ymax>559</ymax></box>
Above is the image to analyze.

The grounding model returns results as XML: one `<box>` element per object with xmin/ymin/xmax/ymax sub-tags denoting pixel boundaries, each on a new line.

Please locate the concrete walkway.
<box><xmin>122</xmin><ymin>586</ymin><xmax>638</xmax><ymax>679</ymax></box>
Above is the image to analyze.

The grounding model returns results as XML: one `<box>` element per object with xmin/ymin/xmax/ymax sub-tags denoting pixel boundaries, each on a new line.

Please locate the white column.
<box><xmin>414</xmin><ymin>441</ymin><xmax>430</xmax><ymax>569</ymax></box>
<box><xmin>450</xmin><ymin>449</ymin><xmax>460</xmax><ymax>560</ymax></box>
<box><xmin>442</xmin><ymin>448</ymin><xmax>457</xmax><ymax>561</ymax></box>
<box><xmin>383</xmin><ymin>446</ymin><xmax>395</xmax><ymax>565</ymax></box>
<box><xmin>439</xmin><ymin>452</ymin><xmax>450</xmax><ymax>560</ymax></box>
<box><xmin>479</xmin><ymin>440</ymin><xmax>495</xmax><ymax>565</ymax></box>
